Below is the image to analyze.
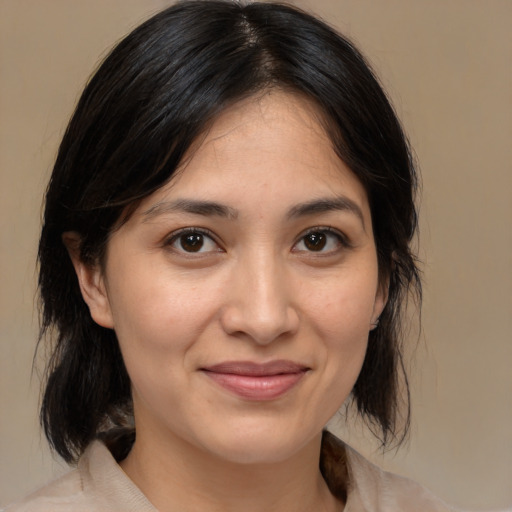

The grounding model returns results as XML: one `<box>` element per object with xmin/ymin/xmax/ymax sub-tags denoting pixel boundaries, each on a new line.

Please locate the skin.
<box><xmin>68</xmin><ymin>91</ymin><xmax>387</xmax><ymax>512</ymax></box>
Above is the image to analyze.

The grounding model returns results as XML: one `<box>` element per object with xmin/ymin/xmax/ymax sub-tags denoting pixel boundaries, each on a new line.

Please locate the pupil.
<box><xmin>181</xmin><ymin>233</ymin><xmax>204</xmax><ymax>252</ymax></box>
<box><xmin>305</xmin><ymin>232</ymin><xmax>326</xmax><ymax>251</ymax></box>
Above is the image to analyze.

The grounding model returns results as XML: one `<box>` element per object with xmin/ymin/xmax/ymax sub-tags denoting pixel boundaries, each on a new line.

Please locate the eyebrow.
<box><xmin>287</xmin><ymin>196</ymin><xmax>365</xmax><ymax>228</ymax></box>
<box><xmin>142</xmin><ymin>199</ymin><xmax>238</xmax><ymax>221</ymax></box>
<box><xmin>142</xmin><ymin>195</ymin><xmax>365</xmax><ymax>227</ymax></box>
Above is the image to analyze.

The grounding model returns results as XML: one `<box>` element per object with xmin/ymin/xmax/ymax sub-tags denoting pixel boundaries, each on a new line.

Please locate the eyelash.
<box><xmin>292</xmin><ymin>226</ymin><xmax>351</xmax><ymax>255</ymax></box>
<box><xmin>164</xmin><ymin>226</ymin><xmax>351</xmax><ymax>256</ymax></box>
<box><xmin>164</xmin><ymin>227</ymin><xmax>222</xmax><ymax>255</ymax></box>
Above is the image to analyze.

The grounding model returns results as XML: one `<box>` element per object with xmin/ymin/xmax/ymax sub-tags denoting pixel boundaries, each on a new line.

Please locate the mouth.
<box><xmin>200</xmin><ymin>360</ymin><xmax>309</xmax><ymax>401</ymax></box>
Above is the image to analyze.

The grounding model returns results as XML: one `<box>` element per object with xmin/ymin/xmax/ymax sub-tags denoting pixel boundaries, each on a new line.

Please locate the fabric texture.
<box><xmin>5</xmin><ymin>431</ymin><xmax>456</xmax><ymax>511</ymax></box>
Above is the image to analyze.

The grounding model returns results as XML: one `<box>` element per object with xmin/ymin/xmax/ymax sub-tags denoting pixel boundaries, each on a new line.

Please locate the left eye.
<box><xmin>167</xmin><ymin>230</ymin><xmax>220</xmax><ymax>254</ymax></box>
<box><xmin>293</xmin><ymin>229</ymin><xmax>344</xmax><ymax>253</ymax></box>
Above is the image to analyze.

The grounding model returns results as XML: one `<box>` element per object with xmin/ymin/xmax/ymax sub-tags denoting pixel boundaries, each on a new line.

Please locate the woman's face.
<box><xmin>78</xmin><ymin>91</ymin><xmax>386</xmax><ymax>464</ymax></box>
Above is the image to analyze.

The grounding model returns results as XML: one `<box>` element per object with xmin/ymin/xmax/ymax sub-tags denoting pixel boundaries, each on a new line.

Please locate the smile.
<box><xmin>200</xmin><ymin>360</ymin><xmax>309</xmax><ymax>401</ymax></box>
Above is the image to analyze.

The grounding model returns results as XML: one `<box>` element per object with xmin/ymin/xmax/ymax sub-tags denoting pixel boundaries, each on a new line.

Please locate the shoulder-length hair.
<box><xmin>38</xmin><ymin>0</ymin><xmax>421</xmax><ymax>463</ymax></box>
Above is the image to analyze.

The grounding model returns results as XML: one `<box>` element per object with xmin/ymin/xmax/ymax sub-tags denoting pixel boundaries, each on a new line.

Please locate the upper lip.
<box><xmin>201</xmin><ymin>360</ymin><xmax>309</xmax><ymax>376</ymax></box>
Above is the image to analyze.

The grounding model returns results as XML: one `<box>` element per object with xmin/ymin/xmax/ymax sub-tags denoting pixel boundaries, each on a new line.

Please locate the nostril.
<box><xmin>219</xmin><ymin>303</ymin><xmax>299</xmax><ymax>345</ymax></box>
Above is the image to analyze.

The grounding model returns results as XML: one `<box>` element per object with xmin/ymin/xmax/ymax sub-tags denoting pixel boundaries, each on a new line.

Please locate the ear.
<box><xmin>62</xmin><ymin>232</ymin><xmax>114</xmax><ymax>329</ymax></box>
<box><xmin>371</xmin><ymin>278</ymin><xmax>389</xmax><ymax>330</ymax></box>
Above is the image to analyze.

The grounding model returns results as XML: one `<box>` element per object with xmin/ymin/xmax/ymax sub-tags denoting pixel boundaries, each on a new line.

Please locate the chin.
<box><xmin>212</xmin><ymin>440</ymin><xmax>298</xmax><ymax>465</ymax></box>
<box><xmin>197</xmin><ymin>420</ymin><xmax>319</xmax><ymax>466</ymax></box>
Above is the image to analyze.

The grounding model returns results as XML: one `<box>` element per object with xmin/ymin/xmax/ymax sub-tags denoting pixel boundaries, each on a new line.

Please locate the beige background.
<box><xmin>1</xmin><ymin>1</ymin><xmax>511</xmax><ymax>509</ymax></box>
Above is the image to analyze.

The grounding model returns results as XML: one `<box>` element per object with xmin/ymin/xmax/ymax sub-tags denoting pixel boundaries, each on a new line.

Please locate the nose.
<box><xmin>220</xmin><ymin>253</ymin><xmax>299</xmax><ymax>345</ymax></box>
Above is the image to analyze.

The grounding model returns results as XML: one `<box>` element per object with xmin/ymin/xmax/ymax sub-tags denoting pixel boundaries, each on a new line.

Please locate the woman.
<box><xmin>6</xmin><ymin>1</ymin><xmax>455</xmax><ymax>510</ymax></box>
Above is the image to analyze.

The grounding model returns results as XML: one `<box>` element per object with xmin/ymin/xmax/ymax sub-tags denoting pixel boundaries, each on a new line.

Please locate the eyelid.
<box><xmin>292</xmin><ymin>226</ymin><xmax>352</xmax><ymax>252</ymax></box>
<box><xmin>163</xmin><ymin>227</ymin><xmax>224</xmax><ymax>253</ymax></box>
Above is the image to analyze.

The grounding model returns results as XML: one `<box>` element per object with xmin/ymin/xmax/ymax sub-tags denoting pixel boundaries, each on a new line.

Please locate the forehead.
<box><xmin>137</xmin><ymin>91</ymin><xmax>370</xmax><ymax>219</ymax></box>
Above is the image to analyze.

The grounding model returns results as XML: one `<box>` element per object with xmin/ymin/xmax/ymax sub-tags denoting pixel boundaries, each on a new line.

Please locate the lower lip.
<box><xmin>202</xmin><ymin>371</ymin><xmax>306</xmax><ymax>401</ymax></box>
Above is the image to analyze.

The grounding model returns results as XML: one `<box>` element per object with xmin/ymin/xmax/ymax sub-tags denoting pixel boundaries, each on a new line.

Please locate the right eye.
<box><xmin>166</xmin><ymin>228</ymin><xmax>221</xmax><ymax>254</ymax></box>
<box><xmin>292</xmin><ymin>227</ymin><xmax>349</xmax><ymax>255</ymax></box>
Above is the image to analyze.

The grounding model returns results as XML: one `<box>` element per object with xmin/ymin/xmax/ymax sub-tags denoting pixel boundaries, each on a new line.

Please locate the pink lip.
<box><xmin>201</xmin><ymin>360</ymin><xmax>309</xmax><ymax>401</ymax></box>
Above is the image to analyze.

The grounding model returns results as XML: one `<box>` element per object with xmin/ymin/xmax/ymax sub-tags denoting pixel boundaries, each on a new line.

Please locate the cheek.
<box><xmin>106</xmin><ymin>277</ymin><xmax>208</xmax><ymax>407</ymax></box>
<box><xmin>106</xmin><ymin>275</ymin><xmax>188</xmax><ymax>360</ymax></box>
<box><xmin>104</xmin><ymin>262</ymin><xmax>228</xmax><ymax>378</ymax></box>
<box><xmin>305</xmin><ymin>270</ymin><xmax>377</xmax><ymax>338</ymax></box>
<box><xmin>304</xmin><ymin>271</ymin><xmax>376</xmax><ymax>391</ymax></box>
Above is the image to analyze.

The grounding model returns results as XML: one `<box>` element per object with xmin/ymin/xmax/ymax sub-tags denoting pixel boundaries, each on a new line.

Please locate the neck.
<box><xmin>120</xmin><ymin>428</ymin><xmax>343</xmax><ymax>512</ymax></box>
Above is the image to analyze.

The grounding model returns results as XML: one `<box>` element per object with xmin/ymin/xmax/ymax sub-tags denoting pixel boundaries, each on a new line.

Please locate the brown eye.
<box><xmin>168</xmin><ymin>229</ymin><xmax>220</xmax><ymax>254</ymax></box>
<box><xmin>293</xmin><ymin>228</ymin><xmax>346</xmax><ymax>254</ymax></box>
<box><xmin>303</xmin><ymin>232</ymin><xmax>327</xmax><ymax>251</ymax></box>
<box><xmin>179</xmin><ymin>233</ymin><xmax>204</xmax><ymax>252</ymax></box>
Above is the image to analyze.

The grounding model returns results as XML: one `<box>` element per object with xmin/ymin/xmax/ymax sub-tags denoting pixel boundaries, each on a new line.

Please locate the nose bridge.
<box><xmin>248</xmin><ymin>248</ymin><xmax>286</xmax><ymax>314</ymax></box>
<box><xmin>222</xmin><ymin>245</ymin><xmax>298</xmax><ymax>344</ymax></box>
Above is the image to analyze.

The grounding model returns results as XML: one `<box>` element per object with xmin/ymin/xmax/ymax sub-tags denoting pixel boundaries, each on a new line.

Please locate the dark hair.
<box><xmin>38</xmin><ymin>0</ymin><xmax>421</xmax><ymax>463</ymax></box>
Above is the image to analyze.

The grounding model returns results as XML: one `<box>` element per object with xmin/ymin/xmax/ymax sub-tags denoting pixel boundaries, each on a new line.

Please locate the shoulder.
<box><xmin>345</xmin><ymin>443</ymin><xmax>457</xmax><ymax>511</ymax></box>
<box><xmin>3</xmin><ymin>441</ymin><xmax>155</xmax><ymax>512</ymax></box>
<box><xmin>322</xmin><ymin>431</ymin><xmax>459</xmax><ymax>512</ymax></box>
<box><xmin>3</xmin><ymin>468</ymin><xmax>89</xmax><ymax>512</ymax></box>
